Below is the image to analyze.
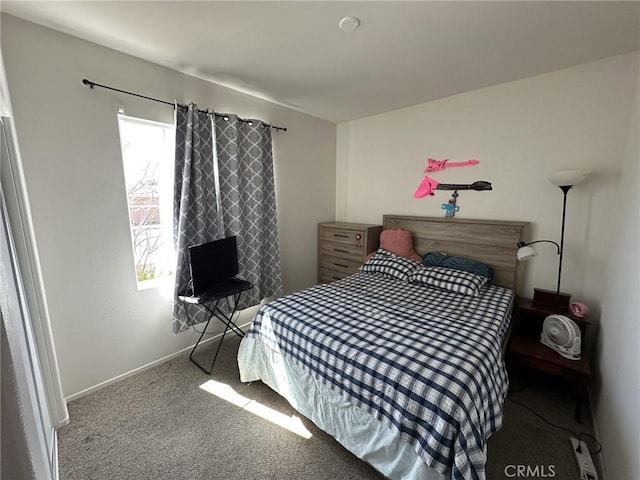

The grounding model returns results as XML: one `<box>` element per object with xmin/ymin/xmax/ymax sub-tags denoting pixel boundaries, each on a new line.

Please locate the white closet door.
<box><xmin>1</xmin><ymin>114</ymin><xmax>67</xmax><ymax>479</ymax></box>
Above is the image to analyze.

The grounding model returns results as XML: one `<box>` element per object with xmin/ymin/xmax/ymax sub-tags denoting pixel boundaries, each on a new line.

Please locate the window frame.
<box><xmin>116</xmin><ymin>113</ymin><xmax>175</xmax><ymax>290</ymax></box>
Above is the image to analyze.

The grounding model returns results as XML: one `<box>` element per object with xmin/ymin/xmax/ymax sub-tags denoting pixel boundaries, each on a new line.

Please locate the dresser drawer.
<box><xmin>321</xmin><ymin>243</ymin><xmax>363</xmax><ymax>261</ymax></box>
<box><xmin>320</xmin><ymin>228</ymin><xmax>364</xmax><ymax>247</ymax></box>
<box><xmin>319</xmin><ymin>268</ymin><xmax>352</xmax><ymax>284</ymax></box>
<box><xmin>320</xmin><ymin>255</ymin><xmax>362</xmax><ymax>275</ymax></box>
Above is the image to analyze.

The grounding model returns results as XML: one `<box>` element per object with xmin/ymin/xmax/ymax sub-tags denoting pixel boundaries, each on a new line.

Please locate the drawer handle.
<box><xmin>333</xmin><ymin>234</ymin><xmax>349</xmax><ymax>238</ymax></box>
<box><xmin>333</xmin><ymin>248</ymin><xmax>349</xmax><ymax>253</ymax></box>
<box><xmin>333</xmin><ymin>262</ymin><xmax>349</xmax><ymax>268</ymax></box>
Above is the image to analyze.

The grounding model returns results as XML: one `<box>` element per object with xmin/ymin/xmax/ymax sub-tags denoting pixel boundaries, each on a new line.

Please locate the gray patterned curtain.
<box><xmin>172</xmin><ymin>107</ymin><xmax>282</xmax><ymax>334</ymax></box>
<box><xmin>215</xmin><ymin>114</ymin><xmax>282</xmax><ymax>310</ymax></box>
<box><xmin>172</xmin><ymin>105</ymin><xmax>221</xmax><ymax>334</ymax></box>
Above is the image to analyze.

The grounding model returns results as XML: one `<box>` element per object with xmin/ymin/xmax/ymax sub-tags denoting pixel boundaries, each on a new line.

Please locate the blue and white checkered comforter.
<box><xmin>244</xmin><ymin>272</ymin><xmax>514</xmax><ymax>480</ymax></box>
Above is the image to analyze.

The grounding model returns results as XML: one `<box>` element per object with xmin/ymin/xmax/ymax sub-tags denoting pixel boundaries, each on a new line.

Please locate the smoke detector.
<box><xmin>339</xmin><ymin>16</ymin><xmax>360</xmax><ymax>32</ymax></box>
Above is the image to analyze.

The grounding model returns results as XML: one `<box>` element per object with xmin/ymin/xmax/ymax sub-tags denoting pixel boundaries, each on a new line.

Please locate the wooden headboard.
<box><xmin>383</xmin><ymin>215</ymin><xmax>530</xmax><ymax>293</ymax></box>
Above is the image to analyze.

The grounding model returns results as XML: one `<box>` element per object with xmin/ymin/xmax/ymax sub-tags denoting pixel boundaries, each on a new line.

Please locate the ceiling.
<box><xmin>2</xmin><ymin>1</ymin><xmax>639</xmax><ymax>123</ymax></box>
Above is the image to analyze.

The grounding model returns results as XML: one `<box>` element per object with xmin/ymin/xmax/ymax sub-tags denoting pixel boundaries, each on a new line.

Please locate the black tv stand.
<box><xmin>179</xmin><ymin>279</ymin><xmax>252</xmax><ymax>374</ymax></box>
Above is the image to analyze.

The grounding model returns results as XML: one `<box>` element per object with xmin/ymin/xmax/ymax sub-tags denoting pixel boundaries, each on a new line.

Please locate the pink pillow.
<box><xmin>366</xmin><ymin>228</ymin><xmax>421</xmax><ymax>263</ymax></box>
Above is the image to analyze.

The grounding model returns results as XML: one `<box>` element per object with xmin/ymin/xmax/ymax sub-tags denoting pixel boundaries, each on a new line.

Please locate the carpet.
<box><xmin>58</xmin><ymin>335</ymin><xmax>600</xmax><ymax>480</ymax></box>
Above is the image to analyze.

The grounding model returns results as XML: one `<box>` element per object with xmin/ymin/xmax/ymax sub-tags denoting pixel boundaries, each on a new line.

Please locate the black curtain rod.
<box><xmin>82</xmin><ymin>78</ymin><xmax>287</xmax><ymax>132</ymax></box>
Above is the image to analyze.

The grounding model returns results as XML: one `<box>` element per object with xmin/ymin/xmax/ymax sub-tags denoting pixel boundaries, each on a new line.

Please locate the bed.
<box><xmin>238</xmin><ymin>215</ymin><xmax>529</xmax><ymax>480</ymax></box>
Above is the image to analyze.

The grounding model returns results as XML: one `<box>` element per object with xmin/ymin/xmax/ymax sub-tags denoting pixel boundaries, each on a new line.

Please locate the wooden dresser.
<box><xmin>318</xmin><ymin>222</ymin><xmax>382</xmax><ymax>284</ymax></box>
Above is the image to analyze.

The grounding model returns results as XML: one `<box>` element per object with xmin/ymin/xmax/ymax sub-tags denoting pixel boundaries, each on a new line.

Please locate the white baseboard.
<box><xmin>64</xmin><ymin>319</ymin><xmax>253</xmax><ymax>403</ymax></box>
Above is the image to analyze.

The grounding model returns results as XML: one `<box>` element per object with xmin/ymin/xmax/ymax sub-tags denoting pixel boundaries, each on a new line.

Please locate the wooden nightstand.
<box><xmin>507</xmin><ymin>297</ymin><xmax>591</xmax><ymax>422</ymax></box>
<box><xmin>318</xmin><ymin>222</ymin><xmax>382</xmax><ymax>284</ymax></box>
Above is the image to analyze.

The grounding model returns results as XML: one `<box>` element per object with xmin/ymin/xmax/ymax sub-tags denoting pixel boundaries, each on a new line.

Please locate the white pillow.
<box><xmin>408</xmin><ymin>266</ymin><xmax>488</xmax><ymax>296</ymax></box>
<box><xmin>360</xmin><ymin>248</ymin><xmax>420</xmax><ymax>282</ymax></box>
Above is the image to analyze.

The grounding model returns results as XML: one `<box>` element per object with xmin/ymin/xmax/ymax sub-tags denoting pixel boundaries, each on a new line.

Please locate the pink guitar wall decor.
<box><xmin>414</xmin><ymin>156</ymin><xmax>490</xmax><ymax>199</ymax></box>
<box><xmin>424</xmin><ymin>158</ymin><xmax>479</xmax><ymax>173</ymax></box>
<box><xmin>414</xmin><ymin>176</ymin><xmax>492</xmax><ymax>198</ymax></box>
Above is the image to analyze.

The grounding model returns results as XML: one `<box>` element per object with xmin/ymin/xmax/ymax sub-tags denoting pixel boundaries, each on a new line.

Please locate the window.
<box><xmin>117</xmin><ymin>114</ymin><xmax>175</xmax><ymax>288</ymax></box>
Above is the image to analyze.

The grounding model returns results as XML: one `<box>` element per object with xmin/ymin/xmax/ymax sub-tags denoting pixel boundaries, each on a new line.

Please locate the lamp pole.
<box><xmin>556</xmin><ymin>185</ymin><xmax>572</xmax><ymax>293</ymax></box>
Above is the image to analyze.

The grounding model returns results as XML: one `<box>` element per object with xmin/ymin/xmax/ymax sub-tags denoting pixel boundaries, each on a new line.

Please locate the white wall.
<box><xmin>1</xmin><ymin>14</ymin><xmax>336</xmax><ymax>398</ymax></box>
<box><xmin>336</xmin><ymin>52</ymin><xmax>638</xmax><ymax>308</ymax></box>
<box><xmin>594</xmin><ymin>74</ymin><xmax>639</xmax><ymax>480</ymax></box>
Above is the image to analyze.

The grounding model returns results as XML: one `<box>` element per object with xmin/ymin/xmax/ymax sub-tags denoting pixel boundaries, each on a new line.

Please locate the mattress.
<box><xmin>238</xmin><ymin>272</ymin><xmax>514</xmax><ymax>480</ymax></box>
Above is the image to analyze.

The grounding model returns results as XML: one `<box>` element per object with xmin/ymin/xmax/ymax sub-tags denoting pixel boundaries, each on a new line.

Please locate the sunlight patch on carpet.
<box><xmin>199</xmin><ymin>380</ymin><xmax>313</xmax><ymax>439</ymax></box>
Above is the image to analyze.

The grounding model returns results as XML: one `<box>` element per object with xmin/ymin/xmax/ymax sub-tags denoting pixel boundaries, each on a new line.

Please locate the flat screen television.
<box><xmin>188</xmin><ymin>236</ymin><xmax>238</xmax><ymax>296</ymax></box>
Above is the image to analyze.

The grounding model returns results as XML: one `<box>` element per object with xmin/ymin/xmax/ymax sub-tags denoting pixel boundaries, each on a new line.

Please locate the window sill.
<box><xmin>136</xmin><ymin>276</ymin><xmax>174</xmax><ymax>292</ymax></box>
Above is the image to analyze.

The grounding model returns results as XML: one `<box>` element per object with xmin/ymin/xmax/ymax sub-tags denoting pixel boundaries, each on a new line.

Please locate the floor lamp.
<box><xmin>517</xmin><ymin>170</ymin><xmax>588</xmax><ymax>307</ymax></box>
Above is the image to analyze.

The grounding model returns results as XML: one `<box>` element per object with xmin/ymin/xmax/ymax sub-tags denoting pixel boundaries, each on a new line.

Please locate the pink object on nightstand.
<box><xmin>570</xmin><ymin>302</ymin><xmax>589</xmax><ymax>317</ymax></box>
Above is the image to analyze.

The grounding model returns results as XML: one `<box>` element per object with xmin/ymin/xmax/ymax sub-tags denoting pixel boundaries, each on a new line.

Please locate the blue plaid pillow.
<box><xmin>408</xmin><ymin>266</ymin><xmax>488</xmax><ymax>296</ymax></box>
<box><xmin>360</xmin><ymin>248</ymin><xmax>420</xmax><ymax>282</ymax></box>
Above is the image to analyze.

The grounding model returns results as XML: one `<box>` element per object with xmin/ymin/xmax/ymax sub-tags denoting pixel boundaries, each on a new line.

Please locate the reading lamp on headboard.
<box><xmin>516</xmin><ymin>170</ymin><xmax>589</xmax><ymax>308</ymax></box>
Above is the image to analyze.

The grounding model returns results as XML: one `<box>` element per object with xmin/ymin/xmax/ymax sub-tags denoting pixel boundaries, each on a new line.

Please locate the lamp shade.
<box><xmin>547</xmin><ymin>170</ymin><xmax>588</xmax><ymax>187</ymax></box>
<box><xmin>517</xmin><ymin>245</ymin><xmax>537</xmax><ymax>261</ymax></box>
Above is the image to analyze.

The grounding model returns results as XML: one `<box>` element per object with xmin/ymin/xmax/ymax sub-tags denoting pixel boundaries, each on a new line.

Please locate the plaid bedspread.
<box><xmin>244</xmin><ymin>272</ymin><xmax>514</xmax><ymax>480</ymax></box>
